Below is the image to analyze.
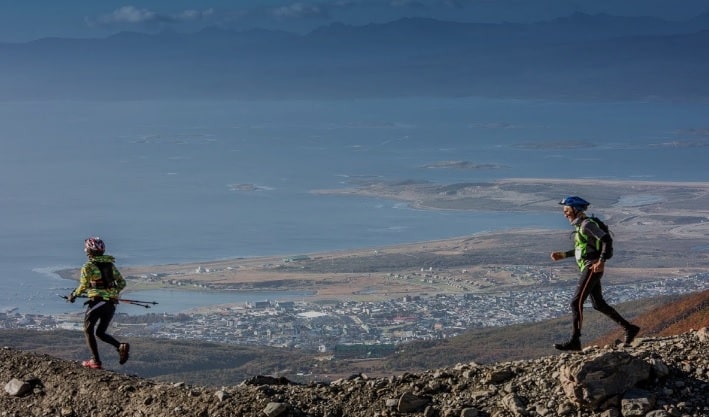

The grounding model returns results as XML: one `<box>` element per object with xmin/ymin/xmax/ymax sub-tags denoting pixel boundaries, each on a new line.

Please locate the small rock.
<box><xmin>398</xmin><ymin>392</ymin><xmax>430</xmax><ymax>413</ymax></box>
<box><xmin>4</xmin><ymin>378</ymin><xmax>32</xmax><ymax>397</ymax></box>
<box><xmin>263</xmin><ymin>402</ymin><xmax>289</xmax><ymax>417</ymax></box>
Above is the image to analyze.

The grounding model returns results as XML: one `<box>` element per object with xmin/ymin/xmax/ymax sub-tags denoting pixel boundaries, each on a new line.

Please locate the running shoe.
<box><xmin>624</xmin><ymin>325</ymin><xmax>640</xmax><ymax>344</ymax></box>
<box><xmin>554</xmin><ymin>338</ymin><xmax>581</xmax><ymax>351</ymax></box>
<box><xmin>81</xmin><ymin>359</ymin><xmax>102</xmax><ymax>369</ymax></box>
<box><xmin>118</xmin><ymin>343</ymin><xmax>130</xmax><ymax>365</ymax></box>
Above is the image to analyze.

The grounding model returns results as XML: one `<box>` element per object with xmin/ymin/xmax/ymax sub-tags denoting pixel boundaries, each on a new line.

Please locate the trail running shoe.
<box><xmin>624</xmin><ymin>325</ymin><xmax>640</xmax><ymax>344</ymax></box>
<box><xmin>554</xmin><ymin>338</ymin><xmax>581</xmax><ymax>351</ymax></box>
<box><xmin>118</xmin><ymin>343</ymin><xmax>130</xmax><ymax>365</ymax></box>
<box><xmin>81</xmin><ymin>359</ymin><xmax>102</xmax><ymax>369</ymax></box>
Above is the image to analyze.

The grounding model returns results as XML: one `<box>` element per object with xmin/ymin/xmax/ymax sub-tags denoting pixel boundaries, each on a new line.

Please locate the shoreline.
<box><xmin>56</xmin><ymin>178</ymin><xmax>709</xmax><ymax>307</ymax></box>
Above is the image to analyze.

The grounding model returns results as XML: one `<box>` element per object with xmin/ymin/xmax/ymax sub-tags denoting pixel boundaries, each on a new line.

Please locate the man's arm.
<box><xmin>550</xmin><ymin>250</ymin><xmax>574</xmax><ymax>261</ymax></box>
<box><xmin>598</xmin><ymin>234</ymin><xmax>611</xmax><ymax>261</ymax></box>
<box><xmin>583</xmin><ymin>220</ymin><xmax>611</xmax><ymax>272</ymax></box>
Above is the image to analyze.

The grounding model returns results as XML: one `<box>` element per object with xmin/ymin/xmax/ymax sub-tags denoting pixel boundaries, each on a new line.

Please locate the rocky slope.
<box><xmin>3</xmin><ymin>329</ymin><xmax>708</xmax><ymax>417</ymax></box>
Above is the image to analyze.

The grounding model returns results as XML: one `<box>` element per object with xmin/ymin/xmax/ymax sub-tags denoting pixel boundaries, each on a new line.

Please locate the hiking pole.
<box><xmin>117</xmin><ymin>299</ymin><xmax>159</xmax><ymax>309</ymax></box>
<box><xmin>57</xmin><ymin>294</ymin><xmax>159</xmax><ymax>309</ymax></box>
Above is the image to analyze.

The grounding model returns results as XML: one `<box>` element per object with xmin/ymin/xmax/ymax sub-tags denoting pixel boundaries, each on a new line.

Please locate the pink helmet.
<box><xmin>84</xmin><ymin>237</ymin><xmax>106</xmax><ymax>254</ymax></box>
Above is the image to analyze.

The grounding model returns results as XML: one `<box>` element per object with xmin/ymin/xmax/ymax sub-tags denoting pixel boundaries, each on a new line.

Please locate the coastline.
<box><xmin>56</xmin><ymin>178</ymin><xmax>709</xmax><ymax>308</ymax></box>
<box><xmin>312</xmin><ymin>177</ymin><xmax>709</xmax><ymax>213</ymax></box>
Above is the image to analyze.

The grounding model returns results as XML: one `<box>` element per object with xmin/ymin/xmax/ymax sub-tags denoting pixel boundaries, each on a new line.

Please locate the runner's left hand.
<box><xmin>591</xmin><ymin>260</ymin><xmax>605</xmax><ymax>273</ymax></box>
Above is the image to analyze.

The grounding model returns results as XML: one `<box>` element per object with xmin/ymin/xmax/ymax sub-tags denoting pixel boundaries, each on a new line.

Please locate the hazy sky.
<box><xmin>2</xmin><ymin>0</ymin><xmax>708</xmax><ymax>43</ymax></box>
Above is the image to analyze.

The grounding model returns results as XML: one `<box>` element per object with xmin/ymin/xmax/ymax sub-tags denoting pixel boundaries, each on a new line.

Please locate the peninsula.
<box><xmin>58</xmin><ymin>178</ymin><xmax>709</xmax><ymax>310</ymax></box>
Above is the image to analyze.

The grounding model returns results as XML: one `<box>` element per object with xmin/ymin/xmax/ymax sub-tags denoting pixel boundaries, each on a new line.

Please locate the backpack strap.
<box><xmin>576</xmin><ymin>218</ymin><xmax>602</xmax><ymax>253</ymax></box>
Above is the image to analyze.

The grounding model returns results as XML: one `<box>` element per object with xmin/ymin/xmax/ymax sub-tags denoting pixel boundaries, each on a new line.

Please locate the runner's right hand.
<box><xmin>550</xmin><ymin>251</ymin><xmax>565</xmax><ymax>261</ymax></box>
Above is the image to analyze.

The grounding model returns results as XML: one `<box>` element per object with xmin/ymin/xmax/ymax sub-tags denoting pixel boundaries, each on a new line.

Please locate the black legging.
<box><xmin>84</xmin><ymin>300</ymin><xmax>120</xmax><ymax>363</ymax></box>
<box><xmin>570</xmin><ymin>268</ymin><xmax>631</xmax><ymax>338</ymax></box>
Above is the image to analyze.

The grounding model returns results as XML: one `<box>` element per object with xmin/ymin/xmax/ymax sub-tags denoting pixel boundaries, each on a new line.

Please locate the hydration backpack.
<box><xmin>90</xmin><ymin>261</ymin><xmax>117</xmax><ymax>289</ymax></box>
<box><xmin>579</xmin><ymin>216</ymin><xmax>614</xmax><ymax>260</ymax></box>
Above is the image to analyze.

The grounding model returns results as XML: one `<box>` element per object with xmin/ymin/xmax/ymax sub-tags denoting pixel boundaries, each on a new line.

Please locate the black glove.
<box><xmin>68</xmin><ymin>293</ymin><xmax>76</xmax><ymax>303</ymax></box>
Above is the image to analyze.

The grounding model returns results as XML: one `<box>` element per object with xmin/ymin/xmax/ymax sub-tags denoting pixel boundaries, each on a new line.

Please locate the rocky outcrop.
<box><xmin>2</xmin><ymin>329</ymin><xmax>708</xmax><ymax>417</ymax></box>
<box><xmin>560</xmin><ymin>351</ymin><xmax>652</xmax><ymax>409</ymax></box>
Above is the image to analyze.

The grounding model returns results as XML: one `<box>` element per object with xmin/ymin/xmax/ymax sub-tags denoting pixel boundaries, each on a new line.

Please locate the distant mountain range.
<box><xmin>2</xmin><ymin>12</ymin><xmax>709</xmax><ymax>101</ymax></box>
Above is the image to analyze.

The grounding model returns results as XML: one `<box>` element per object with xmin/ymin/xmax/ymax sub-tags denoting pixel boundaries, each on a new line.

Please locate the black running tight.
<box><xmin>570</xmin><ymin>268</ymin><xmax>630</xmax><ymax>337</ymax></box>
<box><xmin>83</xmin><ymin>300</ymin><xmax>120</xmax><ymax>362</ymax></box>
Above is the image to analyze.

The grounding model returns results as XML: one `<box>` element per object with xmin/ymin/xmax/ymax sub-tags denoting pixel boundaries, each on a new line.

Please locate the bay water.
<box><xmin>1</xmin><ymin>98</ymin><xmax>707</xmax><ymax>315</ymax></box>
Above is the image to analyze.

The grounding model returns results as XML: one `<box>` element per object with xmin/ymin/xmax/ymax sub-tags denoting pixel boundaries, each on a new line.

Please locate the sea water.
<box><xmin>1</xmin><ymin>98</ymin><xmax>707</xmax><ymax>315</ymax></box>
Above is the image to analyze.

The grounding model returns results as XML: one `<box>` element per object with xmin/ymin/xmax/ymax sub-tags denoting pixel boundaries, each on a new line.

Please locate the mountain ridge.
<box><xmin>1</xmin><ymin>291</ymin><xmax>707</xmax><ymax>416</ymax></box>
<box><xmin>2</xmin><ymin>290</ymin><xmax>706</xmax><ymax>387</ymax></box>
<box><xmin>383</xmin><ymin>290</ymin><xmax>709</xmax><ymax>372</ymax></box>
<box><xmin>2</xmin><ymin>12</ymin><xmax>708</xmax><ymax>101</ymax></box>
<box><xmin>593</xmin><ymin>289</ymin><xmax>709</xmax><ymax>346</ymax></box>
<box><xmin>2</xmin><ymin>328</ymin><xmax>707</xmax><ymax>416</ymax></box>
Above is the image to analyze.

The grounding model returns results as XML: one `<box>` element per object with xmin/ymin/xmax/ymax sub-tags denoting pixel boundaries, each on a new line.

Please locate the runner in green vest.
<box><xmin>550</xmin><ymin>197</ymin><xmax>640</xmax><ymax>351</ymax></box>
<box><xmin>68</xmin><ymin>237</ymin><xmax>130</xmax><ymax>369</ymax></box>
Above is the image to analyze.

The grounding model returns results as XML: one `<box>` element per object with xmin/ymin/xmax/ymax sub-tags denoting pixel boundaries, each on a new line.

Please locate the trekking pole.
<box><xmin>117</xmin><ymin>299</ymin><xmax>159</xmax><ymax>309</ymax></box>
<box><xmin>57</xmin><ymin>294</ymin><xmax>159</xmax><ymax>309</ymax></box>
<box><xmin>118</xmin><ymin>298</ymin><xmax>159</xmax><ymax>305</ymax></box>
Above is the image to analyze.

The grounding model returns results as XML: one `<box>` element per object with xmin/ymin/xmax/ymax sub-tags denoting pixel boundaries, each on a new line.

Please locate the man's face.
<box><xmin>562</xmin><ymin>206</ymin><xmax>577</xmax><ymax>223</ymax></box>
